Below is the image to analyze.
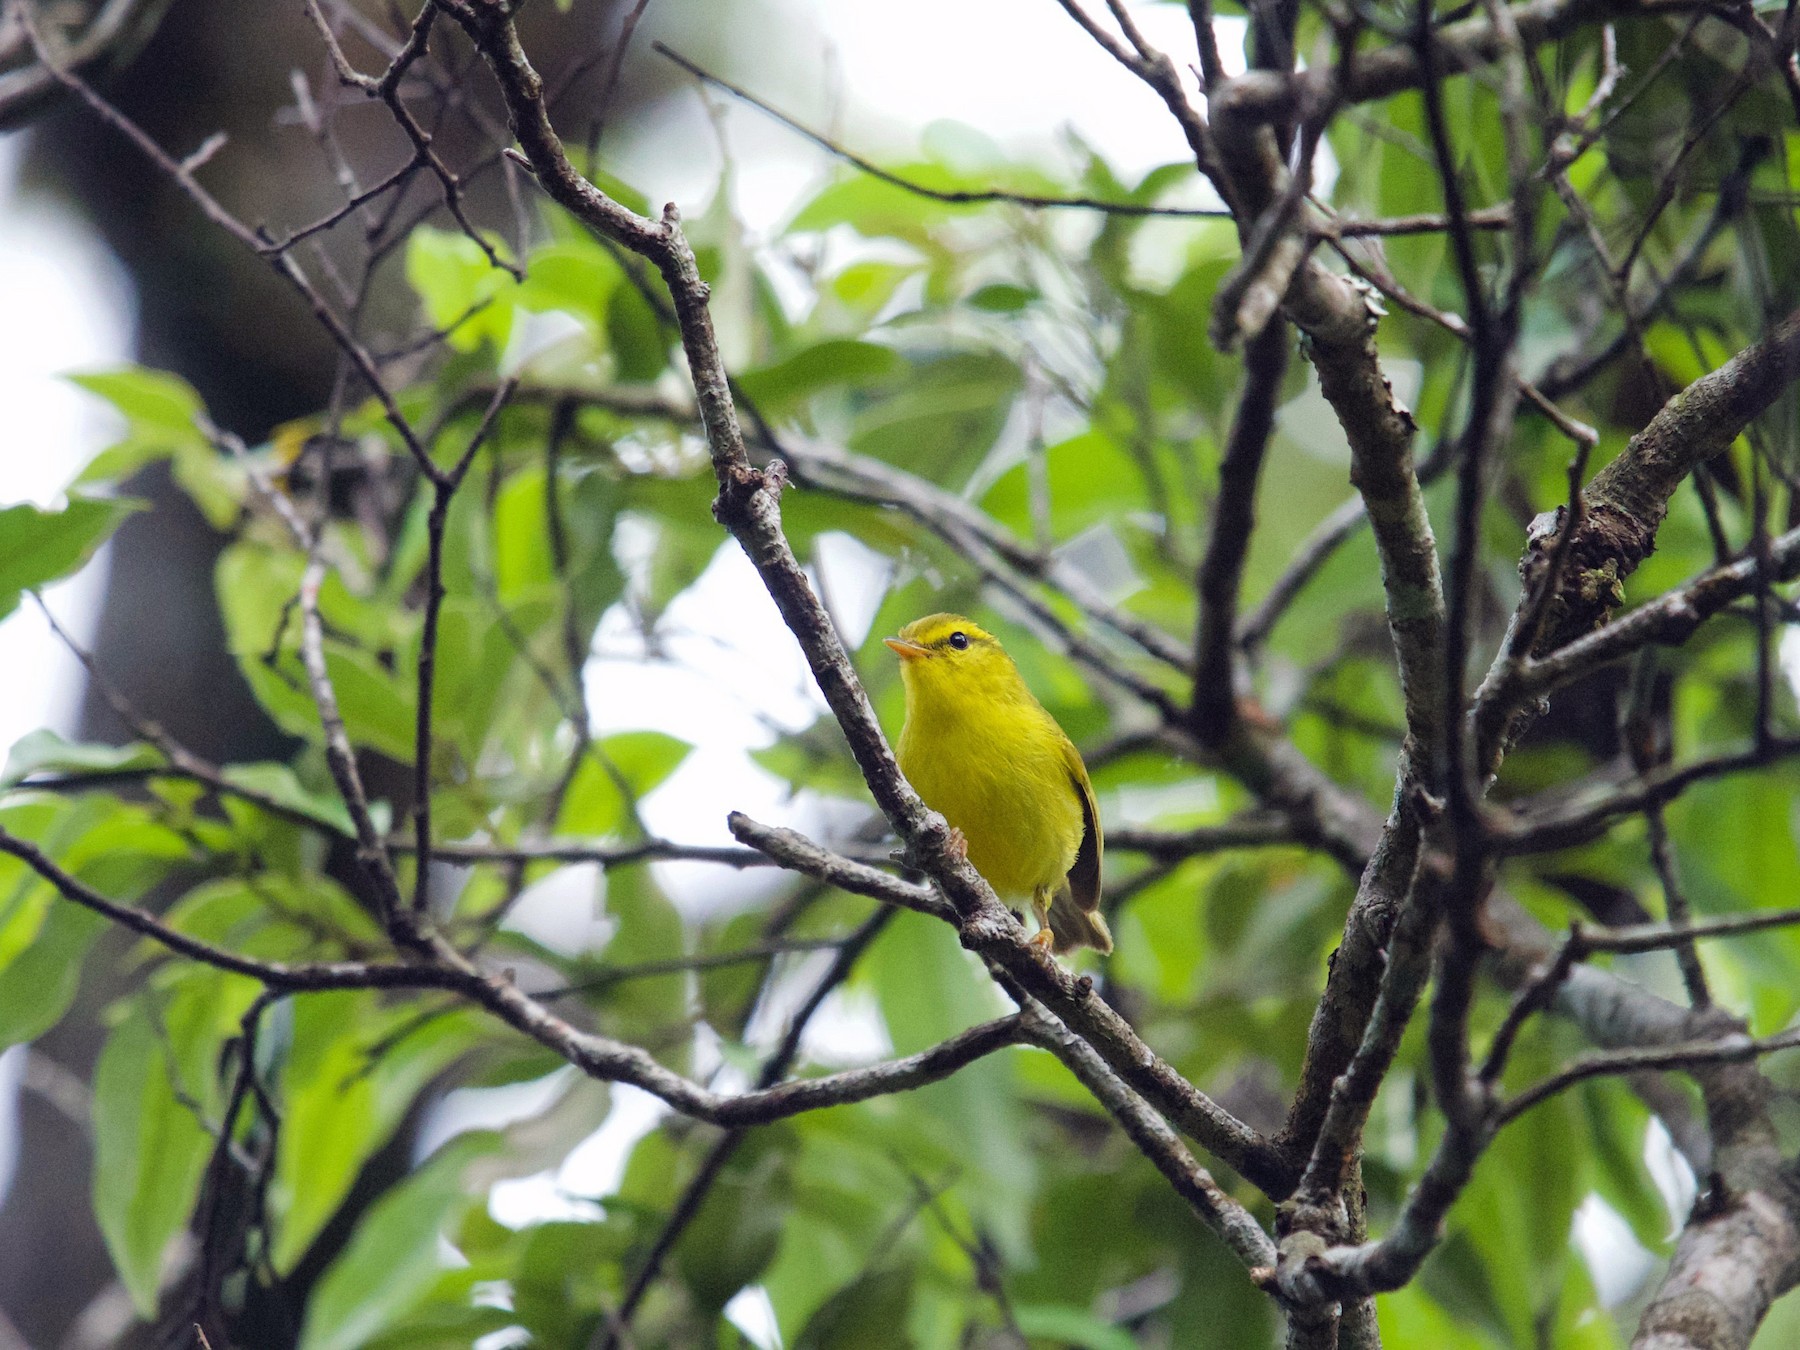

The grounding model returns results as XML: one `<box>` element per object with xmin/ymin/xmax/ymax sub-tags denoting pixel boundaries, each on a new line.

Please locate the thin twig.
<box><xmin>653</xmin><ymin>42</ymin><xmax>1228</xmax><ymax>219</ymax></box>
<box><xmin>412</xmin><ymin>377</ymin><xmax>518</xmax><ymax>916</ymax></box>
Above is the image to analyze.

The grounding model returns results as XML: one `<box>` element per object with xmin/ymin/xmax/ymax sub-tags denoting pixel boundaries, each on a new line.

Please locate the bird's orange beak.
<box><xmin>884</xmin><ymin>637</ymin><xmax>929</xmax><ymax>661</ymax></box>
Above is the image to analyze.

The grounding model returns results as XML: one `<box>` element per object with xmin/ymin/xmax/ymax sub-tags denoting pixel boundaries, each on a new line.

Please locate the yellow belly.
<box><xmin>897</xmin><ymin>716</ymin><xmax>1082</xmax><ymax>899</ymax></box>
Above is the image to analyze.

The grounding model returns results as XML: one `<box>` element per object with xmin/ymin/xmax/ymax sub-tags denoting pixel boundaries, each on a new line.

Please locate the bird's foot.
<box><xmin>896</xmin><ymin>826</ymin><xmax>968</xmax><ymax>874</ymax></box>
<box><xmin>1029</xmin><ymin>927</ymin><xmax>1056</xmax><ymax>951</ymax></box>
<box><xmin>945</xmin><ymin>826</ymin><xmax>968</xmax><ymax>863</ymax></box>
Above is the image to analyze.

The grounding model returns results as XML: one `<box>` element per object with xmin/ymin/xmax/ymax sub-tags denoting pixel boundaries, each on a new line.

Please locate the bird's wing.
<box><xmin>1060</xmin><ymin>736</ymin><xmax>1102</xmax><ymax>914</ymax></box>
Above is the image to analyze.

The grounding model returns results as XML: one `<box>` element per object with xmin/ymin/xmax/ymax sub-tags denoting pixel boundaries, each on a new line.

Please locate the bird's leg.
<box><xmin>945</xmin><ymin>826</ymin><xmax>968</xmax><ymax>862</ymax></box>
<box><xmin>1030</xmin><ymin>889</ymin><xmax>1055</xmax><ymax>949</ymax></box>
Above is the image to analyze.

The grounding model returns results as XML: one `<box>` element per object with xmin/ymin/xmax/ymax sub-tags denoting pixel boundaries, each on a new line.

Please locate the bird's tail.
<box><xmin>1047</xmin><ymin>884</ymin><xmax>1113</xmax><ymax>955</ymax></box>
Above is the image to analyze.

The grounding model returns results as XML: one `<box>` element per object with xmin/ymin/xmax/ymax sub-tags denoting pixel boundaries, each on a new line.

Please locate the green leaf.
<box><xmin>492</xmin><ymin>463</ymin><xmax>559</xmax><ymax>598</ymax></box>
<box><xmin>556</xmin><ymin>731</ymin><xmax>693</xmax><ymax>837</ymax></box>
<box><xmin>696</xmin><ymin>910</ymin><xmax>773</xmax><ymax>1029</ymax></box>
<box><xmin>70</xmin><ymin>366</ymin><xmax>204</xmax><ymax>435</ymax></box>
<box><xmin>272</xmin><ymin>994</ymin><xmax>483</xmax><ymax>1272</ymax></box>
<box><xmin>585</xmin><ymin>865</ymin><xmax>686</xmax><ymax>1047</ymax></box>
<box><xmin>218</xmin><ymin>761</ymin><xmax>357</xmax><ymax>837</ymax></box>
<box><xmin>507</xmin><ymin>1219</ymin><xmax>634</xmax><ymax>1344</ymax></box>
<box><xmin>787</xmin><ymin>138</ymin><xmax>1062</xmax><ymax>246</ymax></box>
<box><xmin>606</xmin><ymin>278</ymin><xmax>669</xmax><ymax>382</ymax></box>
<box><xmin>426</xmin><ymin>597</ymin><xmax>524</xmax><ymax>769</ymax></box>
<box><xmin>69</xmin><ymin>367</ymin><xmax>208</xmax><ymax>484</ymax></box>
<box><xmin>735</xmin><ymin>339</ymin><xmax>906</xmax><ymax>414</ymax></box>
<box><xmin>674</xmin><ymin>1129</ymin><xmax>794</xmax><ymax>1312</ymax></box>
<box><xmin>826</xmin><ymin>260</ymin><xmax>920</xmax><ymax>321</ymax></box>
<box><xmin>751</xmin><ymin>718</ymin><xmax>868</xmax><ymax>800</ymax></box>
<box><xmin>322</xmin><ymin>641</ymin><xmax>418</xmax><ymax>762</ymax></box>
<box><xmin>1440</xmin><ymin>1054</ymin><xmax>1588</xmax><ymax>1343</ymax></box>
<box><xmin>405</xmin><ymin>227</ymin><xmax>517</xmax><ymax>355</ymax></box>
<box><xmin>92</xmin><ymin>1004</ymin><xmax>219</xmax><ymax>1316</ymax></box>
<box><xmin>848</xmin><ymin>352</ymin><xmax>1022</xmax><ymax>487</ymax></box>
<box><xmin>0</xmin><ymin>859</ymin><xmax>105</xmax><ymax>1048</ymax></box>
<box><xmin>358</xmin><ymin>1302</ymin><xmax>518</xmax><ymax>1350</ymax></box>
<box><xmin>162</xmin><ymin>874</ymin><xmax>384</xmax><ymax>958</ymax></box>
<box><xmin>1</xmin><ymin>729</ymin><xmax>163</xmax><ymax>786</ymax></box>
<box><xmin>216</xmin><ymin>540</ymin><xmax>305</xmax><ymax>656</ymax></box>
<box><xmin>790</xmin><ymin>171</ymin><xmax>964</xmax><ymax>243</ymax></box>
<box><xmin>965</xmin><ymin>282</ymin><xmax>1037</xmax><ymax>312</ymax></box>
<box><xmin>980</xmin><ymin>428</ymin><xmax>1142</xmax><ymax>540</ymax></box>
<box><xmin>1111</xmin><ymin>858</ymin><xmax>1212</xmax><ymax>1004</ymax></box>
<box><xmin>69</xmin><ymin>369</ymin><xmax>245</xmax><ymax>523</ymax></box>
<box><xmin>0</xmin><ymin>798</ymin><xmax>190</xmax><ymax>1049</ymax></box>
<box><xmin>794</xmin><ymin>1265</ymin><xmax>917</xmax><ymax>1350</ymax></box>
<box><xmin>299</xmin><ymin>1133</ymin><xmax>501</xmax><ymax>1350</ymax></box>
<box><xmin>516</xmin><ymin>239</ymin><xmax>621</xmax><ymax>332</ymax></box>
<box><xmin>0</xmin><ymin>495</ymin><xmax>141</xmax><ymax>621</ymax></box>
<box><xmin>866</xmin><ymin>915</ymin><xmax>1031</xmax><ymax>1254</ymax></box>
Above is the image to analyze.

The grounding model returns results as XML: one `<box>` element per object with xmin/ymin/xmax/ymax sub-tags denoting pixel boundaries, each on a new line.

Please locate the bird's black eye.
<box><xmin>948</xmin><ymin>631</ymin><xmax>969</xmax><ymax>651</ymax></box>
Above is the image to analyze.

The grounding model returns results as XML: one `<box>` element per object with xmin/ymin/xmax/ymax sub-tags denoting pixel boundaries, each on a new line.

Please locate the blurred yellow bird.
<box><xmin>885</xmin><ymin>613</ymin><xmax>1111</xmax><ymax>955</ymax></box>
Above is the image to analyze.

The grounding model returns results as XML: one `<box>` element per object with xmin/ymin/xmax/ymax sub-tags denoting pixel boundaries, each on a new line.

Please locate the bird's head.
<box><xmin>884</xmin><ymin>613</ymin><xmax>1023</xmax><ymax>706</ymax></box>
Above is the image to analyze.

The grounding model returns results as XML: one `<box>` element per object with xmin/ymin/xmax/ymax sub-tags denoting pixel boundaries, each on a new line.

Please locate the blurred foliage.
<box><xmin>2</xmin><ymin>5</ymin><xmax>1799</xmax><ymax>1344</ymax></box>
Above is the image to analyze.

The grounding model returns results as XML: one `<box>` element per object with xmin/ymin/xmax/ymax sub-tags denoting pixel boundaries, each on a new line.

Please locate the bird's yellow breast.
<box><xmin>894</xmin><ymin>656</ymin><xmax>1084</xmax><ymax>899</ymax></box>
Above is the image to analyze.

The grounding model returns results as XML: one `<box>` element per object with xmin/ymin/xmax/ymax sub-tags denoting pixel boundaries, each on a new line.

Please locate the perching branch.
<box><xmin>0</xmin><ymin>816</ymin><xmax>1032</xmax><ymax>1128</ymax></box>
<box><xmin>733</xmin><ymin>814</ymin><xmax>1288</xmax><ymax>1190</ymax></box>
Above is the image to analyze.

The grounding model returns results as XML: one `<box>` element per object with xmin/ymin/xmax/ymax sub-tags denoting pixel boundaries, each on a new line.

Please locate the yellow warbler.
<box><xmin>886</xmin><ymin>613</ymin><xmax>1110</xmax><ymax>955</ymax></box>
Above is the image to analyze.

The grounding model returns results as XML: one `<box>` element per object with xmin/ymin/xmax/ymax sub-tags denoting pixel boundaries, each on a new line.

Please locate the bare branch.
<box><xmin>728</xmin><ymin>814</ymin><xmax>955</xmax><ymax>922</ymax></box>
<box><xmin>529</xmin><ymin>938</ymin><xmax>850</xmax><ymax>1001</ymax></box>
<box><xmin>1194</xmin><ymin>323</ymin><xmax>1289</xmax><ymax>744</ymax></box>
<box><xmin>1532</xmin><ymin>305</ymin><xmax>1800</xmax><ymax>647</ymax></box>
<box><xmin>1506</xmin><ymin>520</ymin><xmax>1800</xmax><ymax>703</ymax></box>
<box><xmin>1634</xmin><ymin>1188</ymin><xmax>1800</xmax><ymax>1350</ymax></box>
<box><xmin>301</xmin><ymin>0</ymin><xmax>521</xmax><ymax>279</ymax></box>
<box><xmin>411</xmin><ymin>377</ymin><xmax>518</xmax><ymax>916</ymax></box>
<box><xmin>1185</xmin><ymin>0</ymin><xmax>1228</xmax><ymax>91</ymax></box>
<box><xmin>1496</xmin><ymin>741</ymin><xmax>1800</xmax><ymax>855</ymax></box>
<box><xmin>1294</xmin><ymin>849</ymin><xmax>1441</xmax><ymax>1201</ymax></box>
<box><xmin>1322</xmin><ymin>204</ymin><xmax>1513</xmax><ymax>238</ymax></box>
<box><xmin>0</xmin><ymin>828</ymin><xmax>449</xmax><ymax>992</ymax></box>
<box><xmin>1052</xmin><ymin>0</ymin><xmax>1215</xmax><ymax>174</ymax></box>
<box><xmin>1210</xmin><ymin>75</ymin><xmax>1447</xmax><ymax>772</ymax></box>
<box><xmin>298</xmin><ymin>554</ymin><xmax>410</xmax><ymax>924</ymax></box>
<box><xmin>1497</xmin><ymin>1025</ymin><xmax>1800</xmax><ymax>1125</ymax></box>
<box><xmin>1108</xmin><ymin>814</ymin><xmax>1300</xmax><ymax>859</ymax></box>
<box><xmin>1221</xmin><ymin>0</ymin><xmax>1704</xmax><ymax>113</ymax></box>
<box><xmin>1</xmin><ymin>819</ymin><xmax>1032</xmax><ymax>1132</ymax></box>
<box><xmin>1474</xmin><ymin>305</ymin><xmax>1800</xmax><ymax>773</ymax></box>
